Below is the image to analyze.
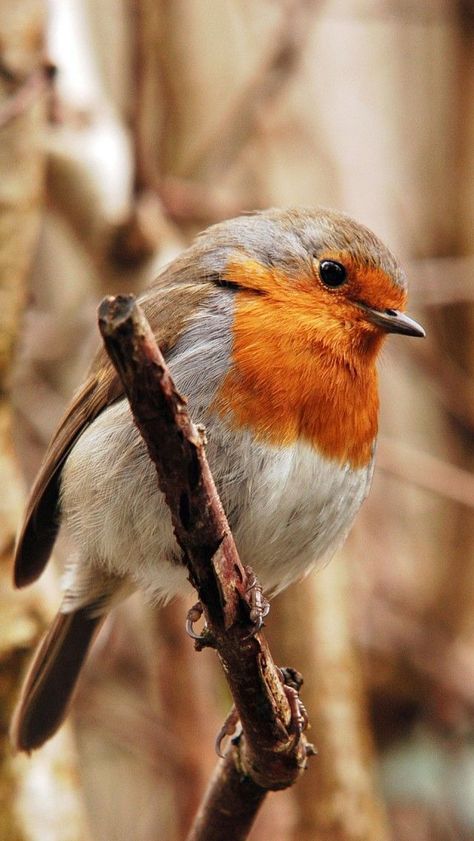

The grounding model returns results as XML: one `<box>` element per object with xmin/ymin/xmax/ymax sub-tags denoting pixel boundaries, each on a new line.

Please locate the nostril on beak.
<box><xmin>359</xmin><ymin>303</ymin><xmax>426</xmax><ymax>337</ymax></box>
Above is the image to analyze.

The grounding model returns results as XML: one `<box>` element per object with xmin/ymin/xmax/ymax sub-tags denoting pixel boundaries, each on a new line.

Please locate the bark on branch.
<box><xmin>98</xmin><ymin>294</ymin><xmax>311</xmax><ymax>840</ymax></box>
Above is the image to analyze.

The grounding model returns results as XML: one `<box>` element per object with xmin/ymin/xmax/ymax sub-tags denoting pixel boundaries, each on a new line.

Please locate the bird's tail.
<box><xmin>11</xmin><ymin>607</ymin><xmax>104</xmax><ymax>752</ymax></box>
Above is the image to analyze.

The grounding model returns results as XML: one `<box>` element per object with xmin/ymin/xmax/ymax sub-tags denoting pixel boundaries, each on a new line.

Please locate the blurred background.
<box><xmin>1</xmin><ymin>1</ymin><xmax>474</xmax><ymax>839</ymax></box>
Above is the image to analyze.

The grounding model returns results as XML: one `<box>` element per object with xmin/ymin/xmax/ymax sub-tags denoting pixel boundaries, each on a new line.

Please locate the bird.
<box><xmin>11</xmin><ymin>207</ymin><xmax>425</xmax><ymax>752</ymax></box>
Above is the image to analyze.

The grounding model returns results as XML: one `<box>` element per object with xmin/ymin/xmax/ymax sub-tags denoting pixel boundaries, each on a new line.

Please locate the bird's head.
<box><xmin>199</xmin><ymin>207</ymin><xmax>424</xmax><ymax>366</ymax></box>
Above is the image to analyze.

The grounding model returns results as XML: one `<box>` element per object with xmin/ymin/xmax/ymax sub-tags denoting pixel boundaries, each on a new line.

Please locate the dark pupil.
<box><xmin>319</xmin><ymin>260</ymin><xmax>346</xmax><ymax>287</ymax></box>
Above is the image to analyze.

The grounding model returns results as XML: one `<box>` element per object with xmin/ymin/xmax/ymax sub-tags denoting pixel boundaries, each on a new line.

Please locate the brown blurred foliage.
<box><xmin>1</xmin><ymin>1</ymin><xmax>474</xmax><ymax>840</ymax></box>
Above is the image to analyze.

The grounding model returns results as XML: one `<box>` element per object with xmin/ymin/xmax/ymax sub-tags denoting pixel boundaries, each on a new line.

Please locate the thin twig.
<box><xmin>180</xmin><ymin>0</ymin><xmax>316</xmax><ymax>180</ymax></box>
<box><xmin>400</xmin><ymin>339</ymin><xmax>474</xmax><ymax>434</ymax></box>
<box><xmin>377</xmin><ymin>436</ymin><xmax>474</xmax><ymax>508</ymax></box>
<box><xmin>98</xmin><ymin>294</ymin><xmax>310</xmax><ymax>840</ymax></box>
<box><xmin>0</xmin><ymin>64</ymin><xmax>54</xmax><ymax>129</ymax></box>
<box><xmin>408</xmin><ymin>255</ymin><xmax>474</xmax><ymax>307</ymax></box>
<box><xmin>187</xmin><ymin>749</ymin><xmax>267</xmax><ymax>841</ymax></box>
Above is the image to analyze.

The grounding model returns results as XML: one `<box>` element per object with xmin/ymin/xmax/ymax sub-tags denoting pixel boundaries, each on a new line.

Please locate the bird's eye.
<box><xmin>319</xmin><ymin>260</ymin><xmax>347</xmax><ymax>288</ymax></box>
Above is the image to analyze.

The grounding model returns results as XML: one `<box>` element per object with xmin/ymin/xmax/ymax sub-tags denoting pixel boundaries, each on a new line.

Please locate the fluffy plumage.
<box><xmin>11</xmin><ymin>207</ymin><xmax>422</xmax><ymax>751</ymax></box>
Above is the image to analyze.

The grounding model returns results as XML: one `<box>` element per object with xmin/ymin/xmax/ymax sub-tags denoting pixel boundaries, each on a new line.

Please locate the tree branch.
<box><xmin>186</xmin><ymin>749</ymin><xmax>266</xmax><ymax>841</ymax></box>
<box><xmin>98</xmin><ymin>294</ymin><xmax>311</xmax><ymax>838</ymax></box>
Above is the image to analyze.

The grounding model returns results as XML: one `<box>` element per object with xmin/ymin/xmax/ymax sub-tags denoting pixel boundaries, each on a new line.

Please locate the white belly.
<box><xmin>61</xmin><ymin>401</ymin><xmax>373</xmax><ymax>605</ymax></box>
<box><xmin>207</xmin><ymin>424</ymin><xmax>373</xmax><ymax>594</ymax></box>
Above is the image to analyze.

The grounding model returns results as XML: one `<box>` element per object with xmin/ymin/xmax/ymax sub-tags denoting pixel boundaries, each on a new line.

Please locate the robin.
<box><xmin>11</xmin><ymin>207</ymin><xmax>425</xmax><ymax>752</ymax></box>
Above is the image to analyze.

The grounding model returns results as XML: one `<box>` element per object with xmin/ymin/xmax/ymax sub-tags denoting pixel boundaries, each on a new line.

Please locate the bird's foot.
<box><xmin>242</xmin><ymin>566</ymin><xmax>270</xmax><ymax>637</ymax></box>
<box><xmin>215</xmin><ymin>671</ymin><xmax>315</xmax><ymax>758</ymax></box>
<box><xmin>279</xmin><ymin>667</ymin><xmax>312</xmax><ymax>744</ymax></box>
<box><xmin>185</xmin><ymin>601</ymin><xmax>216</xmax><ymax>650</ymax></box>
<box><xmin>215</xmin><ymin>705</ymin><xmax>241</xmax><ymax>758</ymax></box>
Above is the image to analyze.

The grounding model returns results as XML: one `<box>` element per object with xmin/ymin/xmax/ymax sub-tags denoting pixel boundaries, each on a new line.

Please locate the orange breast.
<box><xmin>214</xmin><ymin>262</ymin><xmax>382</xmax><ymax>469</ymax></box>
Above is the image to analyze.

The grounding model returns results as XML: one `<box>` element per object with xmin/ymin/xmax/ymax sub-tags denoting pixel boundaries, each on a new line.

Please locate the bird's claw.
<box><xmin>186</xmin><ymin>602</ymin><xmax>204</xmax><ymax>639</ymax></box>
<box><xmin>243</xmin><ymin>566</ymin><xmax>270</xmax><ymax>638</ymax></box>
<box><xmin>185</xmin><ymin>601</ymin><xmax>216</xmax><ymax>649</ymax></box>
<box><xmin>215</xmin><ymin>670</ymin><xmax>312</xmax><ymax>759</ymax></box>
<box><xmin>215</xmin><ymin>706</ymin><xmax>241</xmax><ymax>758</ymax></box>
<box><xmin>279</xmin><ymin>666</ymin><xmax>309</xmax><ymax>736</ymax></box>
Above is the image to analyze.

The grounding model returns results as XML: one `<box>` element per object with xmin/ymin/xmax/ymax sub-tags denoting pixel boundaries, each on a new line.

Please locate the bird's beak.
<box><xmin>359</xmin><ymin>304</ymin><xmax>425</xmax><ymax>338</ymax></box>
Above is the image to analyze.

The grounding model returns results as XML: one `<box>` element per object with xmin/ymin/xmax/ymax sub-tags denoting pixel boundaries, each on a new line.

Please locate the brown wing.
<box><xmin>14</xmin><ymin>278</ymin><xmax>216</xmax><ymax>588</ymax></box>
<box><xmin>14</xmin><ymin>360</ymin><xmax>123</xmax><ymax>587</ymax></box>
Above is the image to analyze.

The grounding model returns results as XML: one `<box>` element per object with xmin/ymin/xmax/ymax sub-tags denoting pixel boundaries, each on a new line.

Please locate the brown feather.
<box><xmin>13</xmin><ymin>277</ymin><xmax>216</xmax><ymax>588</ymax></box>
<box><xmin>10</xmin><ymin>608</ymin><xmax>103</xmax><ymax>751</ymax></box>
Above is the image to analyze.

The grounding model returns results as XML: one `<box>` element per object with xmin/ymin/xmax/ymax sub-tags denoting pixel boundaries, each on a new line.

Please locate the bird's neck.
<box><xmin>215</xmin><ymin>293</ymin><xmax>381</xmax><ymax>468</ymax></box>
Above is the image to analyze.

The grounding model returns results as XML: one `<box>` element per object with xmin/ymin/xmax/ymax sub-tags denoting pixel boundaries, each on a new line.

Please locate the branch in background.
<box><xmin>151</xmin><ymin>600</ymin><xmax>220</xmax><ymax>837</ymax></box>
<box><xmin>157</xmin><ymin>176</ymin><xmax>248</xmax><ymax>225</ymax></box>
<box><xmin>128</xmin><ymin>0</ymin><xmax>169</xmax><ymax>196</ymax></box>
<box><xmin>128</xmin><ymin>0</ymin><xmax>250</xmax><ymax>225</ymax></box>
<box><xmin>0</xmin><ymin>2</ymin><xmax>90</xmax><ymax>837</ymax></box>
<box><xmin>105</xmin><ymin>190</ymin><xmax>168</xmax><ymax>268</ymax></box>
<box><xmin>398</xmin><ymin>256</ymin><xmax>474</xmax><ymax>436</ymax></box>
<box><xmin>127</xmin><ymin>0</ymin><xmax>316</xmax><ymax>224</ymax></box>
<box><xmin>178</xmin><ymin>0</ymin><xmax>316</xmax><ymax>182</ymax></box>
<box><xmin>377</xmin><ymin>436</ymin><xmax>474</xmax><ymax>508</ymax></box>
<box><xmin>409</xmin><ymin>255</ymin><xmax>474</xmax><ymax>307</ymax></box>
<box><xmin>46</xmin><ymin>150</ymin><xmax>171</xmax><ymax>274</ymax></box>
<box><xmin>98</xmin><ymin>294</ymin><xmax>311</xmax><ymax>840</ymax></box>
<box><xmin>75</xmin><ymin>683</ymin><xmax>194</xmax><ymax>779</ymax></box>
<box><xmin>0</xmin><ymin>62</ymin><xmax>54</xmax><ymax>129</ymax></box>
<box><xmin>269</xmin><ymin>569</ymin><xmax>392</xmax><ymax>841</ymax></box>
<box><xmin>358</xmin><ymin>586</ymin><xmax>474</xmax><ymax>712</ymax></box>
<box><xmin>401</xmin><ymin>338</ymin><xmax>474</xmax><ymax>435</ymax></box>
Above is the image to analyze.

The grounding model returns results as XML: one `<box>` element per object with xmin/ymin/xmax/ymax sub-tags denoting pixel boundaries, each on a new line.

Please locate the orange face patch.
<box><xmin>214</xmin><ymin>256</ymin><xmax>403</xmax><ymax>467</ymax></box>
<box><xmin>316</xmin><ymin>250</ymin><xmax>407</xmax><ymax>313</ymax></box>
